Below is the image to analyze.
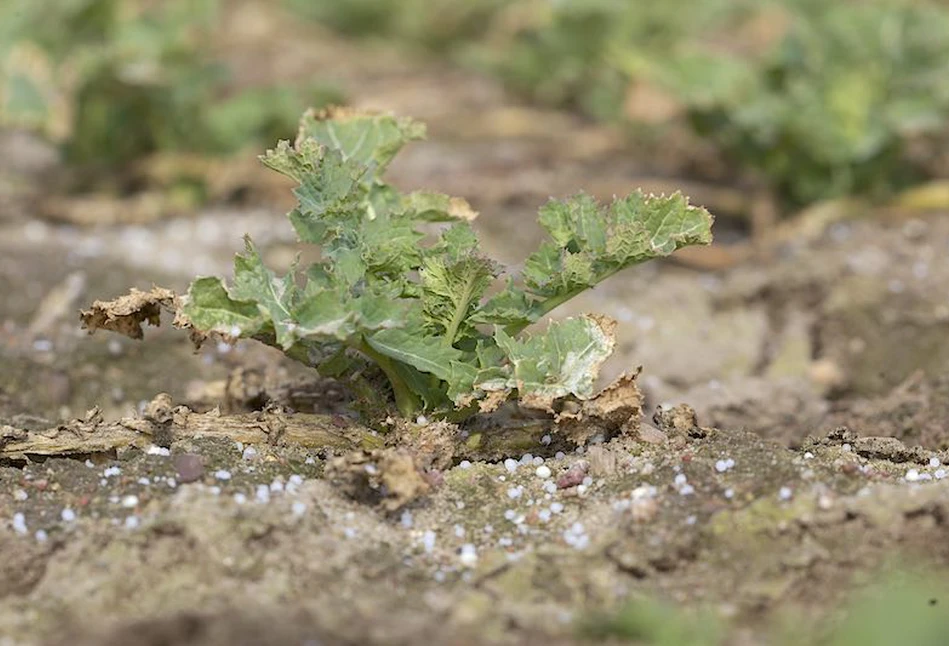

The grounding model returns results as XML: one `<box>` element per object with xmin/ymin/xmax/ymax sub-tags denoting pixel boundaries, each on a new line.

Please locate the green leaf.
<box><xmin>366</xmin><ymin>327</ymin><xmax>464</xmax><ymax>383</ymax></box>
<box><xmin>420</xmin><ymin>252</ymin><xmax>498</xmax><ymax>344</ymax></box>
<box><xmin>537</xmin><ymin>193</ymin><xmax>606</xmax><ymax>253</ymax></box>
<box><xmin>182</xmin><ymin>277</ymin><xmax>264</xmax><ymax>337</ymax></box>
<box><xmin>428</xmin><ymin>223</ymin><xmax>481</xmax><ymax>262</ymax></box>
<box><xmin>291</xmin><ymin>282</ymin><xmax>411</xmax><ymax>344</ymax></box>
<box><xmin>354</xmin><ymin>288</ymin><xmax>412</xmax><ymax>331</ymax></box>
<box><xmin>389</xmin><ymin>361</ymin><xmax>452</xmax><ymax>411</ymax></box>
<box><xmin>297</xmin><ymin>106</ymin><xmax>425</xmax><ymax>181</ymax></box>
<box><xmin>360</xmin><ymin>214</ymin><xmax>425</xmax><ymax>279</ymax></box>
<box><xmin>480</xmin><ymin>315</ymin><xmax>617</xmax><ymax>408</ymax></box>
<box><xmin>290</xmin><ymin>287</ymin><xmax>355</xmax><ymax>341</ymax></box>
<box><xmin>470</xmin><ymin>279</ymin><xmax>535</xmax><ymax>328</ymax></box>
<box><xmin>402</xmin><ymin>191</ymin><xmax>478</xmax><ymax>222</ymax></box>
<box><xmin>609</xmin><ymin>190</ymin><xmax>714</xmax><ymax>256</ymax></box>
<box><xmin>229</xmin><ymin>238</ymin><xmax>299</xmax><ymax>349</ymax></box>
<box><xmin>503</xmin><ymin>191</ymin><xmax>713</xmax><ymax>331</ymax></box>
<box><xmin>261</xmin><ymin>140</ymin><xmax>368</xmax><ymax>244</ymax></box>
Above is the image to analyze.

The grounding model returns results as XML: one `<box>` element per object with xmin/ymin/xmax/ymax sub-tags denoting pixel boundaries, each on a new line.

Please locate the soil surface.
<box><xmin>3</xmin><ymin>2</ymin><xmax>949</xmax><ymax>644</ymax></box>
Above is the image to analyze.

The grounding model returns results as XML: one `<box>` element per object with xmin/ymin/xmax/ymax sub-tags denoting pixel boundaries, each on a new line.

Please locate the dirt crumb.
<box><xmin>326</xmin><ymin>448</ymin><xmax>430</xmax><ymax>511</ymax></box>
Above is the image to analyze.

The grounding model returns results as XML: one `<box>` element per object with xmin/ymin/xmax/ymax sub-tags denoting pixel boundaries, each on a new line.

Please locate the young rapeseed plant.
<box><xmin>181</xmin><ymin>107</ymin><xmax>714</xmax><ymax>420</ymax></box>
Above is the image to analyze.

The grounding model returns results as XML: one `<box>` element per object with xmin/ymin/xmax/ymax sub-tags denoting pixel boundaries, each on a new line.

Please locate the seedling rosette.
<box><xmin>82</xmin><ymin>107</ymin><xmax>713</xmax><ymax>422</ymax></box>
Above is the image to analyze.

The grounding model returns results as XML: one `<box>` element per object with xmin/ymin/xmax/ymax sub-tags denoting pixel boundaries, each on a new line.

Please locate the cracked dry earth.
<box><xmin>3</xmin><ymin>2</ymin><xmax>949</xmax><ymax>644</ymax></box>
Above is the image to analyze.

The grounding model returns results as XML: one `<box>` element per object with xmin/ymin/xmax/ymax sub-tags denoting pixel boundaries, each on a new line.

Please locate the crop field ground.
<box><xmin>2</xmin><ymin>1</ymin><xmax>949</xmax><ymax>644</ymax></box>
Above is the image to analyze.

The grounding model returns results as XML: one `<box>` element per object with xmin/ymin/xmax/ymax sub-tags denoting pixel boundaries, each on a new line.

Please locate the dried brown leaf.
<box><xmin>79</xmin><ymin>286</ymin><xmax>179</xmax><ymax>340</ymax></box>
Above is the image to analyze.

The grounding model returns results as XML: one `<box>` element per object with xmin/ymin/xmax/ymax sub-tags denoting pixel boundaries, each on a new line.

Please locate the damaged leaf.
<box><xmin>80</xmin><ymin>286</ymin><xmax>178</xmax><ymax>340</ymax></box>
<box><xmin>86</xmin><ymin>108</ymin><xmax>713</xmax><ymax>422</ymax></box>
<box><xmin>479</xmin><ymin>315</ymin><xmax>617</xmax><ymax>412</ymax></box>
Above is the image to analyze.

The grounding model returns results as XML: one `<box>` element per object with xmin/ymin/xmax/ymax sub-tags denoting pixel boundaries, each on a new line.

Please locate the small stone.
<box><xmin>423</xmin><ymin>530</ymin><xmax>437</xmax><ymax>553</ymax></box>
<box><xmin>629</xmin><ymin>496</ymin><xmax>658</xmax><ymax>523</ymax></box>
<box><xmin>61</xmin><ymin>508</ymin><xmax>76</xmax><ymax>522</ymax></box>
<box><xmin>535</xmin><ymin>465</ymin><xmax>552</xmax><ymax>479</ymax></box>
<box><xmin>557</xmin><ymin>462</ymin><xmax>588</xmax><ymax>489</ymax></box>
<box><xmin>637</xmin><ymin>424</ymin><xmax>668</xmax><ymax>445</ymax></box>
<box><xmin>173</xmin><ymin>454</ymin><xmax>205</xmax><ymax>483</ymax></box>
<box><xmin>715</xmin><ymin>458</ymin><xmax>735</xmax><ymax>473</ymax></box>
<box><xmin>12</xmin><ymin>513</ymin><xmax>27</xmax><ymax>535</ymax></box>
<box><xmin>586</xmin><ymin>445</ymin><xmax>617</xmax><ymax>476</ymax></box>
<box><xmin>459</xmin><ymin>543</ymin><xmax>478</xmax><ymax>567</ymax></box>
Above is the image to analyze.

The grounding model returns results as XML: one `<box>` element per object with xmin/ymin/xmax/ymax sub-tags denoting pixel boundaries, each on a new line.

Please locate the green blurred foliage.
<box><xmin>579</xmin><ymin>596</ymin><xmax>724</xmax><ymax>645</ymax></box>
<box><xmin>680</xmin><ymin>2</ymin><xmax>949</xmax><ymax>206</ymax></box>
<box><xmin>580</xmin><ymin>570</ymin><xmax>949</xmax><ymax>645</ymax></box>
<box><xmin>295</xmin><ymin>0</ymin><xmax>949</xmax><ymax>208</ymax></box>
<box><xmin>0</xmin><ymin>0</ymin><xmax>341</xmax><ymax>171</ymax></box>
<box><xmin>284</xmin><ymin>0</ymin><xmax>509</xmax><ymax>53</ymax></box>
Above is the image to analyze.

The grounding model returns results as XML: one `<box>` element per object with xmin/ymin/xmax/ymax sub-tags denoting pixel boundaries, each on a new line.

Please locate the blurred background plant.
<box><xmin>3</xmin><ymin>0</ymin><xmax>948</xmax><ymax>216</ymax></box>
<box><xmin>290</xmin><ymin>0</ymin><xmax>949</xmax><ymax>211</ymax></box>
<box><xmin>578</xmin><ymin>568</ymin><xmax>949</xmax><ymax>645</ymax></box>
<box><xmin>0</xmin><ymin>0</ymin><xmax>340</xmax><ymax>174</ymax></box>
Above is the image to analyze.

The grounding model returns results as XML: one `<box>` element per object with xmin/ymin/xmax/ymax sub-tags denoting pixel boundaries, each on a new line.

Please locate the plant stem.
<box><xmin>501</xmin><ymin>265</ymin><xmax>627</xmax><ymax>337</ymax></box>
<box><xmin>354</xmin><ymin>338</ymin><xmax>420</xmax><ymax>418</ymax></box>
